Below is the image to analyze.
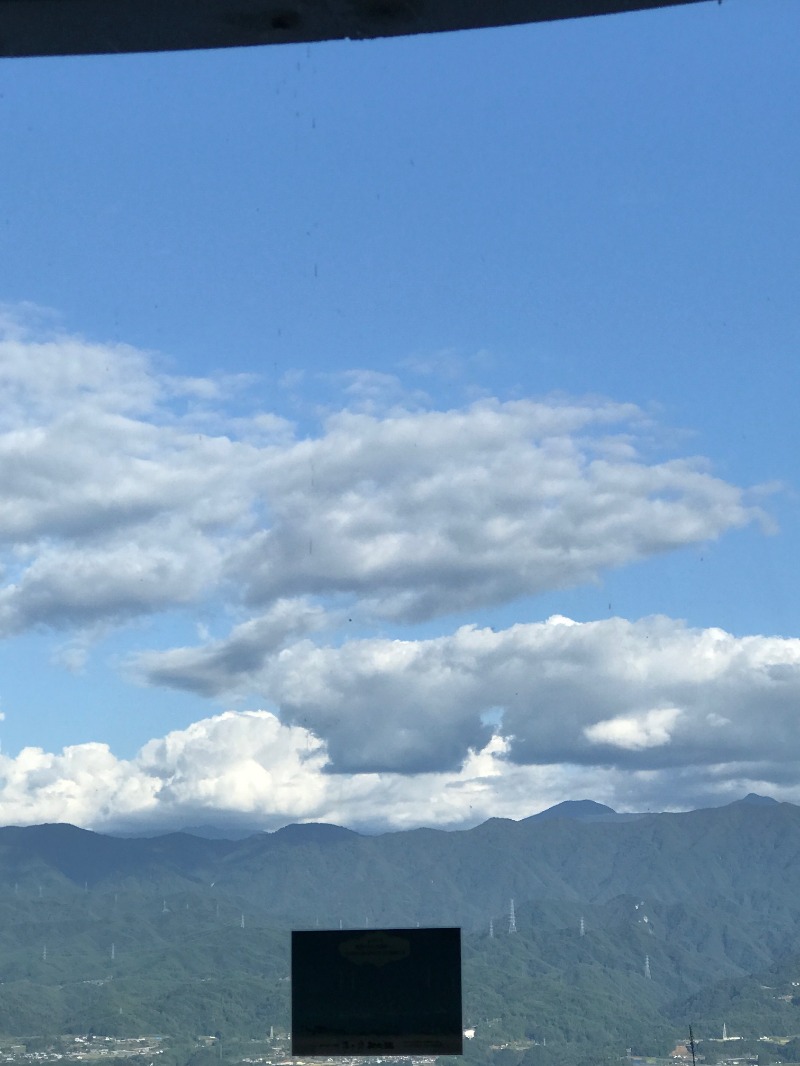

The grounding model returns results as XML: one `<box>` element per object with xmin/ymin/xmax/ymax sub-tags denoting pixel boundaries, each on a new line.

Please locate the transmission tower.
<box><xmin>508</xmin><ymin>899</ymin><xmax>517</xmax><ymax>934</ymax></box>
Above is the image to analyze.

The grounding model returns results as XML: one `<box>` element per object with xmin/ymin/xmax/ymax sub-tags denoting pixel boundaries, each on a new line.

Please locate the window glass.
<box><xmin>0</xmin><ymin>0</ymin><xmax>797</xmax><ymax>852</ymax></box>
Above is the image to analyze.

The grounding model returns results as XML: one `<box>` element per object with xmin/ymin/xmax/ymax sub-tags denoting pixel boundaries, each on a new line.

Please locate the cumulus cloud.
<box><xmin>0</xmin><ymin>311</ymin><xmax>765</xmax><ymax>646</ymax></box>
<box><xmin>1</xmin><ymin>699</ymin><xmax>800</xmax><ymax>835</ymax></box>
<box><xmin>135</xmin><ymin>599</ymin><xmax>330</xmax><ymax>698</ymax></box>
<box><xmin>135</xmin><ymin>616</ymin><xmax>800</xmax><ymax>783</ymax></box>
<box><xmin>228</xmin><ymin>403</ymin><xmax>762</xmax><ymax>622</ymax></box>
<box><xmin>2</xmin><ymin>309</ymin><xmax>791</xmax><ymax>829</ymax></box>
<box><xmin>0</xmin><ymin>712</ymin><xmax>326</xmax><ymax>832</ymax></box>
<box><xmin>584</xmin><ymin>708</ymin><xmax>683</xmax><ymax>750</ymax></box>
<box><xmin>0</xmin><ymin>709</ymin><xmax>509</xmax><ymax>833</ymax></box>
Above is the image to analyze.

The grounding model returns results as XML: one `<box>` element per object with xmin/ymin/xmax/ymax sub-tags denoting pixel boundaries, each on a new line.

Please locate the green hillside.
<box><xmin>0</xmin><ymin>802</ymin><xmax>799</xmax><ymax>1060</ymax></box>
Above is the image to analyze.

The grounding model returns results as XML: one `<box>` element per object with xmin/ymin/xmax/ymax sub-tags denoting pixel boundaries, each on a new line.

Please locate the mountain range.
<box><xmin>1</xmin><ymin>795</ymin><xmax>799</xmax><ymax>1064</ymax></box>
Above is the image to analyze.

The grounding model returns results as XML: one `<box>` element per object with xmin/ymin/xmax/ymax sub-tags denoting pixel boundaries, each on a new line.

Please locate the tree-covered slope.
<box><xmin>0</xmin><ymin>801</ymin><xmax>799</xmax><ymax>1056</ymax></box>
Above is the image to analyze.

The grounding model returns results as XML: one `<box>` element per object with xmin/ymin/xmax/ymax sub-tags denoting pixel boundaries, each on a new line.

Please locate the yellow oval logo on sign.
<box><xmin>338</xmin><ymin>931</ymin><xmax>411</xmax><ymax>967</ymax></box>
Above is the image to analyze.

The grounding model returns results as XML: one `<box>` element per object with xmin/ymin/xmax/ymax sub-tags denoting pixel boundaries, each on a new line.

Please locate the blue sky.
<box><xmin>0</xmin><ymin>0</ymin><xmax>798</xmax><ymax>833</ymax></box>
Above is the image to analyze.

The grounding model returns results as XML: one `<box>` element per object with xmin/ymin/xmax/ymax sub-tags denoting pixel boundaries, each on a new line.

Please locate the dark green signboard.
<box><xmin>291</xmin><ymin>927</ymin><xmax>462</xmax><ymax>1056</ymax></box>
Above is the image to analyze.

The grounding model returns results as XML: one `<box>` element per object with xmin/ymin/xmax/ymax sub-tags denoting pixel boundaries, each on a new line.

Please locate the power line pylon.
<box><xmin>508</xmin><ymin>899</ymin><xmax>517</xmax><ymax>934</ymax></box>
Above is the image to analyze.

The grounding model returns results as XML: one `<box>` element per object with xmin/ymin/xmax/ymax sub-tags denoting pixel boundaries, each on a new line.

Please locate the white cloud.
<box><xmin>0</xmin><ymin>710</ymin><xmax>511</xmax><ymax>834</ymax></box>
<box><xmin>0</xmin><ymin>740</ymin><xmax>156</xmax><ymax>828</ymax></box>
<box><xmin>0</xmin><ymin>309</ymin><xmax>791</xmax><ymax>830</ymax></box>
<box><xmin>0</xmin><ymin>311</ymin><xmax>766</xmax><ymax>648</ymax></box>
<box><xmin>230</xmin><ymin>403</ymin><xmax>762</xmax><ymax>622</ymax></box>
<box><xmin>0</xmin><ymin>535</ymin><xmax>221</xmax><ymax>632</ymax></box>
<box><xmin>0</xmin><ymin>701</ymin><xmax>799</xmax><ymax>835</ymax></box>
<box><xmin>133</xmin><ymin>599</ymin><xmax>330</xmax><ymax>698</ymax></box>
<box><xmin>136</xmin><ymin>615</ymin><xmax>800</xmax><ymax>783</ymax></box>
<box><xmin>584</xmin><ymin>707</ymin><xmax>683</xmax><ymax>750</ymax></box>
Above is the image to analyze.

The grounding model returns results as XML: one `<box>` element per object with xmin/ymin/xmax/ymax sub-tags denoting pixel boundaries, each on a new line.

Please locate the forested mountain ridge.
<box><xmin>1</xmin><ymin>799</ymin><xmax>800</xmax><ymax>1059</ymax></box>
<box><xmin>2</xmin><ymin>798</ymin><xmax>799</xmax><ymax>928</ymax></box>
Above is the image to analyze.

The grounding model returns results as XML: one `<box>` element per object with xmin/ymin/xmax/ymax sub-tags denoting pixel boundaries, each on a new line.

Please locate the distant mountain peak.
<box><xmin>270</xmin><ymin>821</ymin><xmax>360</xmax><ymax>844</ymax></box>
<box><xmin>730</xmin><ymin>792</ymin><xmax>779</xmax><ymax>807</ymax></box>
<box><xmin>528</xmin><ymin>799</ymin><xmax>618</xmax><ymax>822</ymax></box>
